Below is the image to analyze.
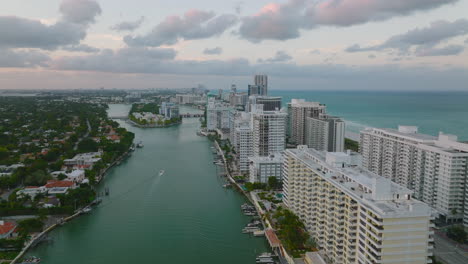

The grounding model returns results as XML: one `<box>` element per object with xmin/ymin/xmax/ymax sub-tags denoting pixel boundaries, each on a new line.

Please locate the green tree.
<box><xmin>447</xmin><ymin>225</ymin><xmax>467</xmax><ymax>244</ymax></box>
<box><xmin>77</xmin><ymin>138</ymin><xmax>99</xmax><ymax>153</ymax></box>
<box><xmin>268</xmin><ymin>176</ymin><xmax>279</xmax><ymax>189</ymax></box>
<box><xmin>0</xmin><ymin>147</ymin><xmax>9</xmax><ymax>160</ymax></box>
<box><xmin>25</xmin><ymin>170</ymin><xmax>50</xmax><ymax>186</ymax></box>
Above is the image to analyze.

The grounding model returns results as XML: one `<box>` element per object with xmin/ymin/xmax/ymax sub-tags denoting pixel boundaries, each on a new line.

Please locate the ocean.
<box><xmin>269</xmin><ymin>90</ymin><xmax>468</xmax><ymax>141</ymax></box>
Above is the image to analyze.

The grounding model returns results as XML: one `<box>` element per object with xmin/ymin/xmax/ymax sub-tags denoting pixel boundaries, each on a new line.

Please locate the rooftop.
<box><xmin>0</xmin><ymin>221</ymin><xmax>16</xmax><ymax>235</ymax></box>
<box><xmin>287</xmin><ymin>147</ymin><xmax>432</xmax><ymax>218</ymax></box>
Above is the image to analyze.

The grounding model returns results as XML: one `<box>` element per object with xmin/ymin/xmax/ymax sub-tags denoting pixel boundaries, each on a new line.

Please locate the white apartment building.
<box><xmin>305</xmin><ymin>114</ymin><xmax>345</xmax><ymax>152</ymax></box>
<box><xmin>206</xmin><ymin>99</ymin><xmax>233</xmax><ymax>131</ymax></box>
<box><xmin>176</xmin><ymin>94</ymin><xmax>204</xmax><ymax>105</ymax></box>
<box><xmin>288</xmin><ymin>99</ymin><xmax>327</xmax><ymax>145</ymax></box>
<box><xmin>283</xmin><ymin>146</ymin><xmax>434</xmax><ymax>264</ymax></box>
<box><xmin>248</xmin><ymin>153</ymin><xmax>282</xmax><ymax>183</ymax></box>
<box><xmin>235</xmin><ymin>126</ymin><xmax>253</xmax><ymax>173</ymax></box>
<box><xmin>360</xmin><ymin>126</ymin><xmax>468</xmax><ymax>223</ymax></box>
<box><xmin>252</xmin><ymin>108</ymin><xmax>287</xmax><ymax>157</ymax></box>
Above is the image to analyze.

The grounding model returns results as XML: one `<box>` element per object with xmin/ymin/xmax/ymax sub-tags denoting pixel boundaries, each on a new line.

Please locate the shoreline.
<box><xmin>126</xmin><ymin>119</ymin><xmax>181</xmax><ymax>128</ymax></box>
<box><xmin>10</xmin><ymin>146</ymin><xmax>133</xmax><ymax>264</ymax></box>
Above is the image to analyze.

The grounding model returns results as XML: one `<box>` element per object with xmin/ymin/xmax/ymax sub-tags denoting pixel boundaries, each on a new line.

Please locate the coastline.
<box><xmin>10</xmin><ymin>143</ymin><xmax>133</xmax><ymax>263</ymax></box>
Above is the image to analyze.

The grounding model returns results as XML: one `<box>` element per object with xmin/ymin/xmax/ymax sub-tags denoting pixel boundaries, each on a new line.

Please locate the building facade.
<box><xmin>288</xmin><ymin>99</ymin><xmax>327</xmax><ymax>145</ymax></box>
<box><xmin>360</xmin><ymin>126</ymin><xmax>468</xmax><ymax>223</ymax></box>
<box><xmin>160</xmin><ymin>102</ymin><xmax>179</xmax><ymax>119</ymax></box>
<box><xmin>248</xmin><ymin>154</ymin><xmax>282</xmax><ymax>183</ymax></box>
<box><xmin>252</xmin><ymin>109</ymin><xmax>287</xmax><ymax>157</ymax></box>
<box><xmin>283</xmin><ymin>146</ymin><xmax>434</xmax><ymax>264</ymax></box>
<box><xmin>305</xmin><ymin>114</ymin><xmax>345</xmax><ymax>152</ymax></box>
<box><xmin>248</xmin><ymin>96</ymin><xmax>282</xmax><ymax>112</ymax></box>
<box><xmin>206</xmin><ymin>99</ymin><xmax>233</xmax><ymax>131</ymax></box>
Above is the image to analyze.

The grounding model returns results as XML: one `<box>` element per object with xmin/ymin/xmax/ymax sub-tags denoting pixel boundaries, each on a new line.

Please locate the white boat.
<box><xmin>159</xmin><ymin>170</ymin><xmax>165</xmax><ymax>176</ymax></box>
<box><xmin>82</xmin><ymin>206</ymin><xmax>92</xmax><ymax>214</ymax></box>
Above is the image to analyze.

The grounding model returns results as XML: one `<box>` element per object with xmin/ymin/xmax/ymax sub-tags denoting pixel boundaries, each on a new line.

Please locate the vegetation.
<box><xmin>345</xmin><ymin>138</ymin><xmax>359</xmax><ymax>152</ymax></box>
<box><xmin>273</xmin><ymin>208</ymin><xmax>310</xmax><ymax>256</ymax></box>
<box><xmin>446</xmin><ymin>225</ymin><xmax>467</xmax><ymax>244</ymax></box>
<box><xmin>17</xmin><ymin>218</ymin><xmax>44</xmax><ymax>235</ymax></box>
<box><xmin>244</xmin><ymin>182</ymin><xmax>266</xmax><ymax>192</ymax></box>
<box><xmin>268</xmin><ymin>176</ymin><xmax>281</xmax><ymax>190</ymax></box>
<box><xmin>129</xmin><ymin>103</ymin><xmax>159</xmax><ymax>114</ymax></box>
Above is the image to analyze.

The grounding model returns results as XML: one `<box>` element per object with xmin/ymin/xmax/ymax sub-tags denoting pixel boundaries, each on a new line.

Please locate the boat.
<box><xmin>256</xmin><ymin>258</ymin><xmax>274</xmax><ymax>264</ymax></box>
<box><xmin>223</xmin><ymin>184</ymin><xmax>231</xmax><ymax>188</ymax></box>
<box><xmin>82</xmin><ymin>206</ymin><xmax>92</xmax><ymax>214</ymax></box>
<box><xmin>136</xmin><ymin>141</ymin><xmax>144</xmax><ymax>148</ymax></box>
<box><xmin>258</xmin><ymin>253</ymin><xmax>274</xmax><ymax>258</ymax></box>
<box><xmin>19</xmin><ymin>256</ymin><xmax>41</xmax><ymax>263</ymax></box>
<box><xmin>159</xmin><ymin>170</ymin><xmax>165</xmax><ymax>176</ymax></box>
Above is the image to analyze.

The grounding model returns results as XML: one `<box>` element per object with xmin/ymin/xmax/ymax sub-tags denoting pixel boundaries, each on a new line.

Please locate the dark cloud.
<box><xmin>239</xmin><ymin>0</ymin><xmax>459</xmax><ymax>42</ymax></box>
<box><xmin>124</xmin><ymin>10</ymin><xmax>238</xmax><ymax>47</ymax></box>
<box><xmin>13</xmin><ymin>46</ymin><xmax>466</xmax><ymax>91</ymax></box>
<box><xmin>60</xmin><ymin>0</ymin><xmax>102</xmax><ymax>25</ymax></box>
<box><xmin>346</xmin><ymin>19</ymin><xmax>468</xmax><ymax>56</ymax></box>
<box><xmin>0</xmin><ymin>0</ymin><xmax>101</xmax><ymax>50</ymax></box>
<box><xmin>0</xmin><ymin>17</ymin><xmax>86</xmax><ymax>50</ymax></box>
<box><xmin>415</xmin><ymin>45</ymin><xmax>465</xmax><ymax>56</ymax></box>
<box><xmin>52</xmin><ymin>47</ymin><xmax>177</xmax><ymax>73</ymax></box>
<box><xmin>62</xmin><ymin>44</ymin><xmax>100</xmax><ymax>53</ymax></box>
<box><xmin>111</xmin><ymin>17</ymin><xmax>145</xmax><ymax>32</ymax></box>
<box><xmin>203</xmin><ymin>47</ymin><xmax>223</xmax><ymax>55</ymax></box>
<box><xmin>0</xmin><ymin>49</ymin><xmax>50</xmax><ymax>68</ymax></box>
<box><xmin>258</xmin><ymin>50</ymin><xmax>292</xmax><ymax>63</ymax></box>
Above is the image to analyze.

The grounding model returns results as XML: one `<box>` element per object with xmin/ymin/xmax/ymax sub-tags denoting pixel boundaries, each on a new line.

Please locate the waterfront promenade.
<box><xmin>26</xmin><ymin>104</ymin><xmax>268</xmax><ymax>264</ymax></box>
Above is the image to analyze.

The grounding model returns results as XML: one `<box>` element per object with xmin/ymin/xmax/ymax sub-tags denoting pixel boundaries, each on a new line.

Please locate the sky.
<box><xmin>1</xmin><ymin>0</ymin><xmax>468</xmax><ymax>91</ymax></box>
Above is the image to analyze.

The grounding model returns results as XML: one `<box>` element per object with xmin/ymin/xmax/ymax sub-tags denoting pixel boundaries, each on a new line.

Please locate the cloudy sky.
<box><xmin>1</xmin><ymin>0</ymin><xmax>468</xmax><ymax>91</ymax></box>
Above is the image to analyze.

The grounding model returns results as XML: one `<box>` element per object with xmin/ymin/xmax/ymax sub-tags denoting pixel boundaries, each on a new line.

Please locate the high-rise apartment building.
<box><xmin>206</xmin><ymin>99</ymin><xmax>232</xmax><ymax>131</ymax></box>
<box><xmin>252</xmin><ymin>108</ymin><xmax>287</xmax><ymax>157</ymax></box>
<box><xmin>283</xmin><ymin>146</ymin><xmax>434</xmax><ymax>264</ymax></box>
<box><xmin>248</xmin><ymin>85</ymin><xmax>267</xmax><ymax>96</ymax></box>
<box><xmin>288</xmin><ymin>99</ymin><xmax>327</xmax><ymax>145</ymax></box>
<box><xmin>231</xmin><ymin>112</ymin><xmax>253</xmax><ymax>173</ymax></box>
<box><xmin>305</xmin><ymin>114</ymin><xmax>345</xmax><ymax>152</ymax></box>
<box><xmin>254</xmin><ymin>74</ymin><xmax>268</xmax><ymax>88</ymax></box>
<box><xmin>247</xmin><ymin>96</ymin><xmax>282</xmax><ymax>112</ymax></box>
<box><xmin>360</xmin><ymin>126</ymin><xmax>468</xmax><ymax>223</ymax></box>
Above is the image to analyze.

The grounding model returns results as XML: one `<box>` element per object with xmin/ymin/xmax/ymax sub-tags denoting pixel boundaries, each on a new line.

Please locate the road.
<box><xmin>434</xmin><ymin>234</ymin><xmax>468</xmax><ymax>264</ymax></box>
<box><xmin>73</xmin><ymin>119</ymin><xmax>91</xmax><ymax>151</ymax></box>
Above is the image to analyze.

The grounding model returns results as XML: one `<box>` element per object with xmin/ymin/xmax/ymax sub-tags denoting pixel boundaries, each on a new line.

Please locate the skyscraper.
<box><xmin>305</xmin><ymin>114</ymin><xmax>345</xmax><ymax>152</ymax></box>
<box><xmin>288</xmin><ymin>99</ymin><xmax>327</xmax><ymax>145</ymax></box>
<box><xmin>251</xmin><ymin>107</ymin><xmax>287</xmax><ymax>157</ymax></box>
<box><xmin>283</xmin><ymin>146</ymin><xmax>434</xmax><ymax>264</ymax></box>
<box><xmin>360</xmin><ymin>126</ymin><xmax>468</xmax><ymax>224</ymax></box>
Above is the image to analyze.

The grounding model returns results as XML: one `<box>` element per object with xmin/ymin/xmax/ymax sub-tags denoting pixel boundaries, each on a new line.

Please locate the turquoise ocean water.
<box><xmin>270</xmin><ymin>91</ymin><xmax>468</xmax><ymax>141</ymax></box>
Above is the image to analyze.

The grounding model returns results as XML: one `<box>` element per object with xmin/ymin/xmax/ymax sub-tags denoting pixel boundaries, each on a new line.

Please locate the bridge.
<box><xmin>109</xmin><ymin>115</ymin><xmax>129</xmax><ymax>120</ymax></box>
<box><xmin>180</xmin><ymin>113</ymin><xmax>203</xmax><ymax>118</ymax></box>
<box><xmin>109</xmin><ymin>113</ymin><xmax>202</xmax><ymax>120</ymax></box>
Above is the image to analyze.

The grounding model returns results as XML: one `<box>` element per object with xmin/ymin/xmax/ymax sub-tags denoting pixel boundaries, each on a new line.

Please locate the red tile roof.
<box><xmin>0</xmin><ymin>222</ymin><xmax>16</xmax><ymax>235</ymax></box>
<box><xmin>45</xmin><ymin>180</ymin><xmax>74</xmax><ymax>188</ymax></box>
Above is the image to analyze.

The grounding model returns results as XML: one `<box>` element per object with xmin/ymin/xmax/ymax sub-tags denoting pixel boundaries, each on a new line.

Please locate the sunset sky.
<box><xmin>1</xmin><ymin>0</ymin><xmax>468</xmax><ymax>90</ymax></box>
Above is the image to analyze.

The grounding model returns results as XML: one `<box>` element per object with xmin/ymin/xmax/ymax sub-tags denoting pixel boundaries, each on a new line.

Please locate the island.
<box><xmin>128</xmin><ymin>103</ymin><xmax>182</xmax><ymax>128</ymax></box>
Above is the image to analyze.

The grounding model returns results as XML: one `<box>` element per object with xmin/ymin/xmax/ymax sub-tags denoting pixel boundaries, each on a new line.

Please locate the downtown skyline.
<box><xmin>1</xmin><ymin>0</ymin><xmax>468</xmax><ymax>91</ymax></box>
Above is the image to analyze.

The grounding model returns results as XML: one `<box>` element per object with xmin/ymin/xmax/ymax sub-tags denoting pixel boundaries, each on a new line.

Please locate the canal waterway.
<box><xmin>28</xmin><ymin>104</ymin><xmax>268</xmax><ymax>264</ymax></box>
